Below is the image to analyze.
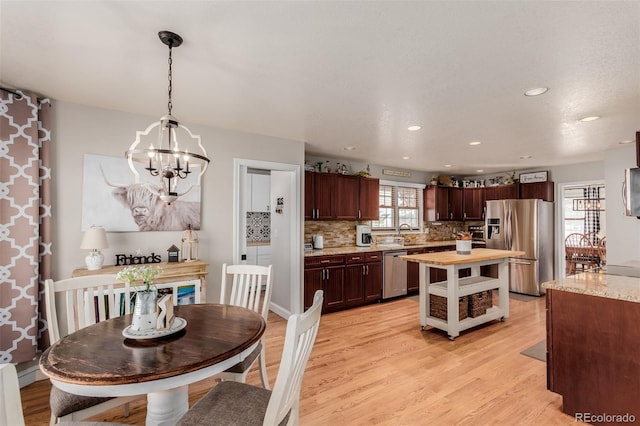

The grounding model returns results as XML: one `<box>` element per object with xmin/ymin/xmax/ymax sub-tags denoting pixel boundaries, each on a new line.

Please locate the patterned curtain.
<box><xmin>583</xmin><ymin>186</ymin><xmax>600</xmax><ymax>243</ymax></box>
<box><xmin>0</xmin><ymin>90</ymin><xmax>52</xmax><ymax>363</ymax></box>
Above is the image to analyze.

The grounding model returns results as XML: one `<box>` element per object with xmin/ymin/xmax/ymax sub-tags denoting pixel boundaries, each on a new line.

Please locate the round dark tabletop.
<box><xmin>40</xmin><ymin>304</ymin><xmax>265</xmax><ymax>386</ymax></box>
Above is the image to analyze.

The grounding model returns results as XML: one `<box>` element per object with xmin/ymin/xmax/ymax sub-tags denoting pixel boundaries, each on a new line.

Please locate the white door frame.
<box><xmin>556</xmin><ymin>179</ymin><xmax>604</xmax><ymax>277</ymax></box>
<box><xmin>233</xmin><ymin>159</ymin><xmax>302</xmax><ymax>316</ymax></box>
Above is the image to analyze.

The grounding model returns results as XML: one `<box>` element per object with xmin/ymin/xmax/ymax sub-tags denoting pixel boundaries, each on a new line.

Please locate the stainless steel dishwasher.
<box><xmin>383</xmin><ymin>250</ymin><xmax>408</xmax><ymax>299</ymax></box>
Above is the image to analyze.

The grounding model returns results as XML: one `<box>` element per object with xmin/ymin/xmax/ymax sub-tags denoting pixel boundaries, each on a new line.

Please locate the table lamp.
<box><xmin>80</xmin><ymin>226</ymin><xmax>109</xmax><ymax>270</ymax></box>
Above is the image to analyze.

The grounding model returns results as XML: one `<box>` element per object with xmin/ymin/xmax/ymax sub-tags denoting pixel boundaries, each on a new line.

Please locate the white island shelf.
<box><xmin>403</xmin><ymin>248</ymin><xmax>524</xmax><ymax>340</ymax></box>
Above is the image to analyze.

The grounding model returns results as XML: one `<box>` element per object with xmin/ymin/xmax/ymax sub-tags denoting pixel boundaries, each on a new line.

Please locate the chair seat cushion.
<box><xmin>224</xmin><ymin>342</ymin><xmax>261</xmax><ymax>374</ymax></box>
<box><xmin>177</xmin><ymin>381</ymin><xmax>288</xmax><ymax>426</ymax></box>
<box><xmin>50</xmin><ymin>385</ymin><xmax>114</xmax><ymax>417</ymax></box>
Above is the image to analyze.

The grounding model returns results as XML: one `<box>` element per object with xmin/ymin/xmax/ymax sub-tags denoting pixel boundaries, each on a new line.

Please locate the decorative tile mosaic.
<box><xmin>247</xmin><ymin>212</ymin><xmax>271</xmax><ymax>242</ymax></box>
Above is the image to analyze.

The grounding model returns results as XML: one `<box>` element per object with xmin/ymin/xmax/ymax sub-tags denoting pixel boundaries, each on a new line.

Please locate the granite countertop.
<box><xmin>304</xmin><ymin>240</ymin><xmax>460</xmax><ymax>257</ymax></box>
<box><xmin>542</xmin><ymin>272</ymin><xmax>640</xmax><ymax>303</ymax></box>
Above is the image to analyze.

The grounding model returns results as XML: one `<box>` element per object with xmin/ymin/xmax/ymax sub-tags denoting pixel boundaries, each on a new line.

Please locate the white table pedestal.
<box><xmin>146</xmin><ymin>385</ymin><xmax>189</xmax><ymax>426</ymax></box>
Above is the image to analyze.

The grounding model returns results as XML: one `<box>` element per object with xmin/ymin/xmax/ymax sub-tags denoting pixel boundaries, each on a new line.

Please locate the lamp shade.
<box><xmin>80</xmin><ymin>227</ymin><xmax>109</xmax><ymax>250</ymax></box>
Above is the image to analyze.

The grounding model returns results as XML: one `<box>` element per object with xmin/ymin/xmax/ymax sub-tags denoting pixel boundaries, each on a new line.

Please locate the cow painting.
<box><xmin>109</xmin><ymin>182</ymin><xmax>201</xmax><ymax>231</ymax></box>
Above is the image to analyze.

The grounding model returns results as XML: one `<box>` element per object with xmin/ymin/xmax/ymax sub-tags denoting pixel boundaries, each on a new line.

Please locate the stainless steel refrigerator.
<box><xmin>485</xmin><ymin>199</ymin><xmax>554</xmax><ymax>296</ymax></box>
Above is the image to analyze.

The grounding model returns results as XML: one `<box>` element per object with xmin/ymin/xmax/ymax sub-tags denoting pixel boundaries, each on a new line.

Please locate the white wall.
<box><xmin>604</xmin><ymin>145</ymin><xmax>640</xmax><ymax>264</ymax></box>
<box><xmin>270</xmin><ymin>170</ymin><xmax>298</xmax><ymax>314</ymax></box>
<box><xmin>51</xmin><ymin>101</ymin><xmax>304</xmax><ymax>301</ymax></box>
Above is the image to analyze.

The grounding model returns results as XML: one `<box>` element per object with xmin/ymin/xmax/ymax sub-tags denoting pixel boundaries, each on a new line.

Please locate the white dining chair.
<box><xmin>44</xmin><ymin>275</ymin><xmax>141</xmax><ymax>424</ymax></box>
<box><xmin>216</xmin><ymin>263</ymin><xmax>274</xmax><ymax>389</ymax></box>
<box><xmin>1</xmin><ymin>362</ymin><xmax>130</xmax><ymax>426</ymax></box>
<box><xmin>177</xmin><ymin>290</ymin><xmax>323</xmax><ymax>426</ymax></box>
<box><xmin>1</xmin><ymin>363</ymin><xmax>25</xmax><ymax>426</ymax></box>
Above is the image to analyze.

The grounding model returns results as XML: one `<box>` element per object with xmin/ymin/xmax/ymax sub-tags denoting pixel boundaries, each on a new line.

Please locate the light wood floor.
<box><xmin>21</xmin><ymin>295</ymin><xmax>577</xmax><ymax>425</ymax></box>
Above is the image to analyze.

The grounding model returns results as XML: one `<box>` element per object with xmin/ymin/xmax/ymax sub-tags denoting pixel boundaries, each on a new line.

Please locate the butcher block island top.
<box><xmin>403</xmin><ymin>248</ymin><xmax>525</xmax><ymax>265</ymax></box>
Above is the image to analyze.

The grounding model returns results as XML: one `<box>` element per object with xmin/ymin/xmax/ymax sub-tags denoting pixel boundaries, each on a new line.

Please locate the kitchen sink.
<box><xmin>378</xmin><ymin>237</ymin><xmax>405</xmax><ymax>248</ymax></box>
<box><xmin>378</xmin><ymin>243</ymin><xmax>404</xmax><ymax>249</ymax></box>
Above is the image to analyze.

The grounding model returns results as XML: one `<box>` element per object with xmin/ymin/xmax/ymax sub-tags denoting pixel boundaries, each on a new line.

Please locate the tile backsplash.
<box><xmin>303</xmin><ymin>220</ymin><xmax>482</xmax><ymax>248</ymax></box>
<box><xmin>247</xmin><ymin>212</ymin><xmax>271</xmax><ymax>242</ymax></box>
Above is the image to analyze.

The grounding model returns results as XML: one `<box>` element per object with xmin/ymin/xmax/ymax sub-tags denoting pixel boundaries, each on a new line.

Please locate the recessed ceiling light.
<box><xmin>343</xmin><ymin>146</ymin><xmax>356</xmax><ymax>151</ymax></box>
<box><xmin>402</xmin><ymin>156</ymin><xmax>410</xmax><ymax>160</ymax></box>
<box><xmin>469</xmin><ymin>141</ymin><xmax>482</xmax><ymax>146</ymax></box>
<box><xmin>619</xmin><ymin>140</ymin><xmax>633</xmax><ymax>144</ymax></box>
<box><xmin>476</xmin><ymin>169</ymin><xmax>484</xmax><ymax>173</ymax></box>
<box><xmin>524</xmin><ymin>87</ymin><xmax>549</xmax><ymax>96</ymax></box>
<box><xmin>407</xmin><ymin>125</ymin><xmax>422</xmax><ymax>131</ymax></box>
<box><xmin>520</xmin><ymin>155</ymin><xmax>532</xmax><ymax>159</ymax></box>
<box><xmin>578</xmin><ymin>116</ymin><xmax>600</xmax><ymax>122</ymax></box>
<box><xmin>444</xmin><ymin>164</ymin><xmax>452</xmax><ymax>168</ymax></box>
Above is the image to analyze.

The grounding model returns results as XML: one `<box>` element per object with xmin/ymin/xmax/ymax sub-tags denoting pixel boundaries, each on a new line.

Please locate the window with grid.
<box><xmin>372</xmin><ymin>182</ymin><xmax>423</xmax><ymax>231</ymax></box>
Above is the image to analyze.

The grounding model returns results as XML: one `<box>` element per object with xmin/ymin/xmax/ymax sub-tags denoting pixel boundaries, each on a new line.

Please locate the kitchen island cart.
<box><xmin>403</xmin><ymin>248</ymin><xmax>524</xmax><ymax>339</ymax></box>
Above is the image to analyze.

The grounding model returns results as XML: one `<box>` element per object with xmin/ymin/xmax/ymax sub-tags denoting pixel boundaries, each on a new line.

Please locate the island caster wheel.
<box><xmin>500</xmin><ymin>316</ymin><xmax>505</xmax><ymax>322</ymax></box>
<box><xmin>448</xmin><ymin>335</ymin><xmax>455</xmax><ymax>341</ymax></box>
<box><xmin>421</xmin><ymin>325</ymin><xmax>426</xmax><ymax>331</ymax></box>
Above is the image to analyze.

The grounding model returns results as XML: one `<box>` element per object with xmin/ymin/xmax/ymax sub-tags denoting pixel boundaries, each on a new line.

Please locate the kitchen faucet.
<box><xmin>397</xmin><ymin>223</ymin><xmax>412</xmax><ymax>235</ymax></box>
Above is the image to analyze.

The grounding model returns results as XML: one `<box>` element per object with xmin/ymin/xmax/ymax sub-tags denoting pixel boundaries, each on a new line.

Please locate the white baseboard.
<box><xmin>16</xmin><ymin>355</ymin><xmax>47</xmax><ymax>388</ymax></box>
<box><xmin>269</xmin><ymin>301</ymin><xmax>290</xmax><ymax>319</ymax></box>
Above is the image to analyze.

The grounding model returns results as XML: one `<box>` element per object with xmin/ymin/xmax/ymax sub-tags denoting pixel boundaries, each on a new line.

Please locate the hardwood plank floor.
<box><xmin>21</xmin><ymin>295</ymin><xmax>577</xmax><ymax>425</ymax></box>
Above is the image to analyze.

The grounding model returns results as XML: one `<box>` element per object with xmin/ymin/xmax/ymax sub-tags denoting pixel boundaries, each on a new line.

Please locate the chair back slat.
<box><xmin>221</xmin><ymin>264</ymin><xmax>273</xmax><ymax>321</ymax></box>
<box><xmin>44</xmin><ymin>274</ymin><xmax>130</xmax><ymax>344</ymax></box>
<box><xmin>263</xmin><ymin>290</ymin><xmax>323</xmax><ymax>426</ymax></box>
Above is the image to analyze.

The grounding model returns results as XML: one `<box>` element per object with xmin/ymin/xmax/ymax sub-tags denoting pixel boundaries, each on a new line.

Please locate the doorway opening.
<box><xmin>558</xmin><ymin>181</ymin><xmax>606</xmax><ymax>277</ymax></box>
<box><xmin>233</xmin><ymin>159</ymin><xmax>301</xmax><ymax>317</ymax></box>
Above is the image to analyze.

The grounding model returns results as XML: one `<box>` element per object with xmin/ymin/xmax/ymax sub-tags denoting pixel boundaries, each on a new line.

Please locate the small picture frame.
<box><xmin>519</xmin><ymin>171</ymin><xmax>548</xmax><ymax>183</ymax></box>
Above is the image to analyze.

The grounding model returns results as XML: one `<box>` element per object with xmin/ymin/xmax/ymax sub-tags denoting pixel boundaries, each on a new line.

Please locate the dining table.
<box><xmin>39</xmin><ymin>304</ymin><xmax>266</xmax><ymax>426</ymax></box>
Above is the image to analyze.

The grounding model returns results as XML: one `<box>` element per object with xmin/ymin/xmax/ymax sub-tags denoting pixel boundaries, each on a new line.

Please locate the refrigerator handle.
<box><xmin>506</xmin><ymin>207</ymin><xmax>512</xmax><ymax>250</ymax></box>
<box><xmin>622</xmin><ymin>179</ymin><xmax>627</xmax><ymax>214</ymax></box>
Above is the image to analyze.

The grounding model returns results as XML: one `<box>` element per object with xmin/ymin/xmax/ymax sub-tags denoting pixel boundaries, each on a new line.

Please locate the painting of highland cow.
<box><xmin>81</xmin><ymin>154</ymin><xmax>202</xmax><ymax>232</ymax></box>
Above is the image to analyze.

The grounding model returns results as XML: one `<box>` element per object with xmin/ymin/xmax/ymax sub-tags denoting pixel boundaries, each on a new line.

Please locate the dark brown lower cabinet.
<box><xmin>547</xmin><ymin>289</ymin><xmax>640</xmax><ymax>423</ymax></box>
<box><xmin>304</xmin><ymin>254</ymin><xmax>346</xmax><ymax>313</ymax></box>
<box><xmin>345</xmin><ymin>252</ymin><xmax>382</xmax><ymax>307</ymax></box>
<box><xmin>406</xmin><ymin>248</ymin><xmax>423</xmax><ymax>293</ymax></box>
<box><xmin>305</xmin><ymin>252</ymin><xmax>382</xmax><ymax>313</ymax></box>
<box><xmin>303</xmin><ymin>265</ymin><xmax>345</xmax><ymax>312</ymax></box>
<box><xmin>345</xmin><ymin>263</ymin><xmax>365</xmax><ymax>306</ymax></box>
<box><xmin>303</xmin><ymin>268</ymin><xmax>324</xmax><ymax>311</ymax></box>
<box><xmin>363</xmin><ymin>258</ymin><xmax>382</xmax><ymax>302</ymax></box>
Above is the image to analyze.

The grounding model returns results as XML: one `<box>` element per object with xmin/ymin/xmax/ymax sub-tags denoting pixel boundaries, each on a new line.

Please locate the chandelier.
<box><xmin>572</xmin><ymin>185</ymin><xmax>605</xmax><ymax>211</ymax></box>
<box><xmin>126</xmin><ymin>31</ymin><xmax>210</xmax><ymax>204</ymax></box>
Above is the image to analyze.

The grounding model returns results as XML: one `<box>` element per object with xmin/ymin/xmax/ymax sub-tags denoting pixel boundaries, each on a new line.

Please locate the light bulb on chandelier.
<box><xmin>126</xmin><ymin>31</ymin><xmax>210</xmax><ymax>204</ymax></box>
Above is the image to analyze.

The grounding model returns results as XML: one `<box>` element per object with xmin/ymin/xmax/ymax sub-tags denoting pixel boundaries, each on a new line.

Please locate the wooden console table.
<box><xmin>403</xmin><ymin>248</ymin><xmax>524</xmax><ymax>339</ymax></box>
<box><xmin>72</xmin><ymin>261</ymin><xmax>209</xmax><ymax>302</ymax></box>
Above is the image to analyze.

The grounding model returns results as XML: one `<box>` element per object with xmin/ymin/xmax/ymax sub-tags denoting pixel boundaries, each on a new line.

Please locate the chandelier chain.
<box><xmin>167</xmin><ymin>44</ymin><xmax>173</xmax><ymax>116</ymax></box>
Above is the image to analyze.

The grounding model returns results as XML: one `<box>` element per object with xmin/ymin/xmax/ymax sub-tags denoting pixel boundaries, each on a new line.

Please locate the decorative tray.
<box><xmin>122</xmin><ymin>317</ymin><xmax>187</xmax><ymax>340</ymax></box>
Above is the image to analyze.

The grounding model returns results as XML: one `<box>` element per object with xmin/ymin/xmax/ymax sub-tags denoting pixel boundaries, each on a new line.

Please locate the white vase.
<box><xmin>131</xmin><ymin>288</ymin><xmax>158</xmax><ymax>331</ymax></box>
<box><xmin>456</xmin><ymin>240</ymin><xmax>472</xmax><ymax>255</ymax></box>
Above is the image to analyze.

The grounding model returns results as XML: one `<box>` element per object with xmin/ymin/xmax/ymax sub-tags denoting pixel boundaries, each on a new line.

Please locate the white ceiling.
<box><xmin>2</xmin><ymin>1</ymin><xmax>639</xmax><ymax>176</ymax></box>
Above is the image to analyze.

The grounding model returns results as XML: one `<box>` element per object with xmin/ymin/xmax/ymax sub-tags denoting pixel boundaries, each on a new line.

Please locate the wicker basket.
<box><xmin>430</xmin><ymin>294</ymin><xmax>469</xmax><ymax>321</ymax></box>
<box><xmin>468</xmin><ymin>291</ymin><xmax>492</xmax><ymax>318</ymax></box>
